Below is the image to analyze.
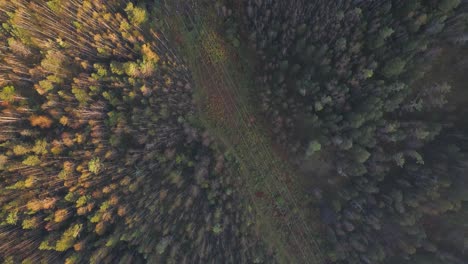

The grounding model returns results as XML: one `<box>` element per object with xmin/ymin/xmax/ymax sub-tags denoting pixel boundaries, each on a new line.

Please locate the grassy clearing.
<box><xmin>155</xmin><ymin>2</ymin><xmax>326</xmax><ymax>263</ymax></box>
<box><xmin>412</xmin><ymin>44</ymin><xmax>468</xmax><ymax>106</ymax></box>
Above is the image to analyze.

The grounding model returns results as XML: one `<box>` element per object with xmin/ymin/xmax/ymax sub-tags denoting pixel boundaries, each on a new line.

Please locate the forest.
<box><xmin>0</xmin><ymin>0</ymin><xmax>467</xmax><ymax>263</ymax></box>
<box><xmin>0</xmin><ymin>1</ymin><xmax>272</xmax><ymax>263</ymax></box>
<box><xmin>241</xmin><ymin>0</ymin><xmax>468</xmax><ymax>263</ymax></box>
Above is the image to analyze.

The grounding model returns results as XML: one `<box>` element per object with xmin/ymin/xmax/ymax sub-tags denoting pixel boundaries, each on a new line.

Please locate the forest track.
<box><xmin>157</xmin><ymin>1</ymin><xmax>326</xmax><ymax>263</ymax></box>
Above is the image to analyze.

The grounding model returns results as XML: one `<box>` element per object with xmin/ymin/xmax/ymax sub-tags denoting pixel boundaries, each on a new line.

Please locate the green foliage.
<box><xmin>244</xmin><ymin>0</ymin><xmax>468</xmax><ymax>262</ymax></box>
<box><xmin>156</xmin><ymin>238</ymin><xmax>170</xmax><ymax>254</ymax></box>
<box><xmin>439</xmin><ymin>0</ymin><xmax>461</xmax><ymax>13</ymax></box>
<box><xmin>212</xmin><ymin>224</ymin><xmax>223</xmax><ymax>234</ymax></box>
<box><xmin>382</xmin><ymin>58</ymin><xmax>407</xmax><ymax>78</ymax></box>
<box><xmin>351</xmin><ymin>146</ymin><xmax>371</xmax><ymax>163</ymax></box>
<box><xmin>305</xmin><ymin>140</ymin><xmax>321</xmax><ymax>157</ymax></box>
<box><xmin>370</xmin><ymin>26</ymin><xmax>394</xmax><ymax>49</ymax></box>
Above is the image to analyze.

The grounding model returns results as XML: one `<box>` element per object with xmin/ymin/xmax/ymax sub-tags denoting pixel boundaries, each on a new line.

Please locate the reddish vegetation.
<box><xmin>255</xmin><ymin>191</ymin><xmax>265</xmax><ymax>198</ymax></box>
<box><xmin>198</xmin><ymin>47</ymin><xmax>239</xmax><ymax>129</ymax></box>
<box><xmin>206</xmin><ymin>94</ymin><xmax>228</xmax><ymax>122</ymax></box>
<box><xmin>175</xmin><ymin>33</ymin><xmax>184</xmax><ymax>46</ymax></box>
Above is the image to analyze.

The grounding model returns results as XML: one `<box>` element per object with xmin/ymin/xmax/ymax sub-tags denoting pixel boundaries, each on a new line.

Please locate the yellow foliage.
<box><xmin>22</xmin><ymin>217</ymin><xmax>38</xmax><ymax>229</ymax></box>
<box><xmin>13</xmin><ymin>145</ymin><xmax>30</xmax><ymax>156</ymax></box>
<box><xmin>103</xmin><ymin>13</ymin><xmax>111</xmax><ymax>21</ymax></box>
<box><xmin>51</xmin><ymin>145</ymin><xmax>63</xmax><ymax>155</ymax></box>
<box><xmin>56</xmin><ymin>224</ymin><xmax>81</xmax><ymax>251</ymax></box>
<box><xmin>0</xmin><ymin>155</ymin><xmax>7</xmax><ymax>169</ymax></box>
<box><xmin>123</xmin><ymin>62</ymin><xmax>139</xmax><ymax>77</ymax></box>
<box><xmin>80</xmin><ymin>61</ymin><xmax>89</xmax><ymax>70</ymax></box>
<box><xmin>140</xmin><ymin>60</ymin><xmax>156</xmax><ymax>76</ymax></box>
<box><xmin>24</xmin><ymin>176</ymin><xmax>36</xmax><ymax>188</ymax></box>
<box><xmin>32</xmin><ymin>139</ymin><xmax>48</xmax><ymax>155</ymax></box>
<box><xmin>102</xmin><ymin>186</ymin><xmax>112</xmax><ymax>194</ymax></box>
<box><xmin>142</xmin><ymin>44</ymin><xmax>160</xmax><ymax>63</ymax></box>
<box><xmin>119</xmin><ymin>20</ymin><xmax>131</xmax><ymax>32</ymax></box>
<box><xmin>22</xmin><ymin>155</ymin><xmax>41</xmax><ymax>166</ymax></box>
<box><xmin>59</xmin><ymin>116</ymin><xmax>69</xmax><ymax>126</ymax></box>
<box><xmin>1</xmin><ymin>85</ymin><xmax>17</xmax><ymax>102</ymax></box>
<box><xmin>75</xmin><ymin>133</ymin><xmax>84</xmax><ymax>144</ymax></box>
<box><xmin>202</xmin><ymin>31</ymin><xmax>227</xmax><ymax>64</ymax></box>
<box><xmin>39</xmin><ymin>80</ymin><xmax>54</xmax><ymax>93</ymax></box>
<box><xmin>125</xmin><ymin>3</ymin><xmax>147</xmax><ymax>26</ymax></box>
<box><xmin>164</xmin><ymin>76</ymin><xmax>173</xmax><ymax>86</ymax></box>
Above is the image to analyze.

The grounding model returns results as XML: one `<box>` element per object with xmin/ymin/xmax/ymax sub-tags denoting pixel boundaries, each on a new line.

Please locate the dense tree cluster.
<box><xmin>243</xmin><ymin>0</ymin><xmax>461</xmax><ymax>151</ymax></box>
<box><xmin>0</xmin><ymin>1</ymin><xmax>272</xmax><ymax>263</ymax></box>
<box><xmin>241</xmin><ymin>0</ymin><xmax>468</xmax><ymax>263</ymax></box>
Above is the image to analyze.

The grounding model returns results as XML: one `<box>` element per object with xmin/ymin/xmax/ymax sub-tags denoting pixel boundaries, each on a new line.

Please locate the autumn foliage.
<box><xmin>29</xmin><ymin>115</ymin><xmax>53</xmax><ymax>128</ymax></box>
<box><xmin>0</xmin><ymin>1</ymin><xmax>271</xmax><ymax>263</ymax></box>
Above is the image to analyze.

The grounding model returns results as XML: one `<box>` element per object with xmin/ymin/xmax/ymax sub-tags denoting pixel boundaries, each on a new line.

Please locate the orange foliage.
<box><xmin>117</xmin><ymin>206</ymin><xmax>127</xmax><ymax>216</ymax></box>
<box><xmin>26</xmin><ymin>200</ymin><xmax>43</xmax><ymax>212</ymax></box>
<box><xmin>109</xmin><ymin>195</ymin><xmax>119</xmax><ymax>205</ymax></box>
<box><xmin>26</xmin><ymin>197</ymin><xmax>57</xmax><ymax>211</ymax></box>
<box><xmin>29</xmin><ymin>115</ymin><xmax>53</xmax><ymax>128</ymax></box>
<box><xmin>95</xmin><ymin>222</ymin><xmax>106</xmax><ymax>235</ymax></box>
<box><xmin>61</xmin><ymin>132</ymin><xmax>74</xmax><ymax>147</ymax></box>
<box><xmin>74</xmin><ymin>241</ymin><xmax>85</xmax><ymax>251</ymax></box>
<box><xmin>42</xmin><ymin>197</ymin><xmax>57</xmax><ymax>209</ymax></box>
<box><xmin>54</xmin><ymin>209</ymin><xmax>69</xmax><ymax>222</ymax></box>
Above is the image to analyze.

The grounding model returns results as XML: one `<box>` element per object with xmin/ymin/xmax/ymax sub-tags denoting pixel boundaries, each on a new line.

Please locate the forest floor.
<box><xmin>412</xmin><ymin>44</ymin><xmax>468</xmax><ymax>106</ymax></box>
<box><xmin>156</xmin><ymin>1</ymin><xmax>326</xmax><ymax>263</ymax></box>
